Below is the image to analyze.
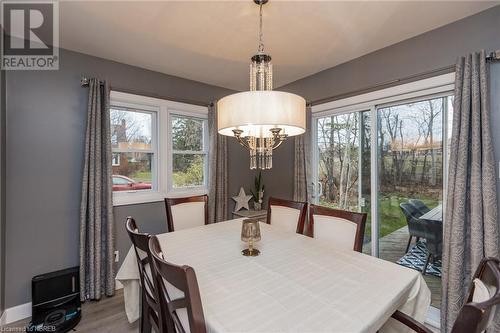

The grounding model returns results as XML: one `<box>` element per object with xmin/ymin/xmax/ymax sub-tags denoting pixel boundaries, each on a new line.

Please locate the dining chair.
<box><xmin>308</xmin><ymin>205</ymin><xmax>367</xmax><ymax>252</ymax></box>
<box><xmin>149</xmin><ymin>235</ymin><xmax>207</xmax><ymax>333</ymax></box>
<box><xmin>391</xmin><ymin>257</ymin><xmax>500</xmax><ymax>333</ymax></box>
<box><xmin>125</xmin><ymin>217</ymin><xmax>164</xmax><ymax>333</ymax></box>
<box><xmin>165</xmin><ymin>194</ymin><xmax>208</xmax><ymax>232</ymax></box>
<box><xmin>266</xmin><ymin>197</ymin><xmax>308</xmax><ymax>234</ymax></box>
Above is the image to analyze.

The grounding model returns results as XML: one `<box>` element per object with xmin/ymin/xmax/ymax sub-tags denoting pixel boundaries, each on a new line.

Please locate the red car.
<box><xmin>112</xmin><ymin>175</ymin><xmax>152</xmax><ymax>191</ymax></box>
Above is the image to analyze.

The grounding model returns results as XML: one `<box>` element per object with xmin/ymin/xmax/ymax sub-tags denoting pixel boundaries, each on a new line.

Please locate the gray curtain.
<box><xmin>293</xmin><ymin>106</ymin><xmax>312</xmax><ymax>202</ymax></box>
<box><xmin>208</xmin><ymin>102</ymin><xmax>228</xmax><ymax>223</ymax></box>
<box><xmin>442</xmin><ymin>51</ymin><xmax>500</xmax><ymax>332</ymax></box>
<box><xmin>79</xmin><ymin>78</ymin><xmax>115</xmax><ymax>301</ymax></box>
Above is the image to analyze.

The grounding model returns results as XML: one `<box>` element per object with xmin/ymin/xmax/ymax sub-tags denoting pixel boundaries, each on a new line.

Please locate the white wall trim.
<box><xmin>0</xmin><ymin>302</ymin><xmax>31</xmax><ymax>326</ymax></box>
<box><xmin>312</xmin><ymin>72</ymin><xmax>455</xmax><ymax>115</ymax></box>
<box><xmin>110</xmin><ymin>91</ymin><xmax>207</xmax><ymax>115</ymax></box>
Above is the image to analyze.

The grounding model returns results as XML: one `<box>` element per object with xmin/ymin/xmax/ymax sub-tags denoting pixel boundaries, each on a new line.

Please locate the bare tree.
<box><xmin>317</xmin><ymin>113</ymin><xmax>360</xmax><ymax>210</ymax></box>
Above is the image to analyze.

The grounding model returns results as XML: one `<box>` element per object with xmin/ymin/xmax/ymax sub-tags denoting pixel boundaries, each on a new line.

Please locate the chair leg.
<box><xmin>140</xmin><ymin>293</ymin><xmax>152</xmax><ymax>333</ymax></box>
<box><xmin>406</xmin><ymin>235</ymin><xmax>413</xmax><ymax>253</ymax></box>
<box><xmin>422</xmin><ymin>253</ymin><xmax>432</xmax><ymax>276</ymax></box>
<box><xmin>141</xmin><ymin>309</ymin><xmax>152</xmax><ymax>333</ymax></box>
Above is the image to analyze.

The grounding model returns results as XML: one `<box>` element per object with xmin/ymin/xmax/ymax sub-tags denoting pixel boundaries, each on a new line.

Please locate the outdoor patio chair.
<box><xmin>409</xmin><ymin>199</ymin><xmax>431</xmax><ymax>215</ymax></box>
<box><xmin>400</xmin><ymin>202</ymin><xmax>425</xmax><ymax>251</ymax></box>
<box><xmin>400</xmin><ymin>202</ymin><xmax>443</xmax><ymax>275</ymax></box>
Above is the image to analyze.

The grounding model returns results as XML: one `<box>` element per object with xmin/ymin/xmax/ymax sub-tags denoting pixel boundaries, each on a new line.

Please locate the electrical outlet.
<box><xmin>114</xmin><ymin>250</ymin><xmax>119</xmax><ymax>262</ymax></box>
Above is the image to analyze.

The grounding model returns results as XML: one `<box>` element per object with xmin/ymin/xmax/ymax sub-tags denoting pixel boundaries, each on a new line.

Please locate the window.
<box><xmin>169</xmin><ymin>114</ymin><xmax>208</xmax><ymax>190</ymax></box>
<box><xmin>112</xmin><ymin>153</ymin><xmax>120</xmax><ymax>166</ymax></box>
<box><xmin>110</xmin><ymin>91</ymin><xmax>208</xmax><ymax>205</ymax></box>
<box><xmin>111</xmin><ymin>107</ymin><xmax>156</xmax><ymax>193</ymax></box>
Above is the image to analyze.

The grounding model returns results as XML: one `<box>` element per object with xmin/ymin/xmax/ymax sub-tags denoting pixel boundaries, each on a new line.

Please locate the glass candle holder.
<box><xmin>241</xmin><ymin>219</ymin><xmax>261</xmax><ymax>256</ymax></box>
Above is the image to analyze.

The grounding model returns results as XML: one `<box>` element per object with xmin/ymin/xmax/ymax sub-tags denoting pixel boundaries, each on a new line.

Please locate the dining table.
<box><xmin>420</xmin><ymin>204</ymin><xmax>443</xmax><ymax>222</ymax></box>
<box><xmin>116</xmin><ymin>218</ymin><xmax>431</xmax><ymax>333</ymax></box>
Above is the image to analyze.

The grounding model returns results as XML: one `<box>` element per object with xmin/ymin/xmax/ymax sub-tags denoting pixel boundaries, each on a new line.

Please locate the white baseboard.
<box><xmin>0</xmin><ymin>301</ymin><xmax>32</xmax><ymax>326</ymax></box>
<box><xmin>0</xmin><ymin>282</ymin><xmax>123</xmax><ymax>326</ymax></box>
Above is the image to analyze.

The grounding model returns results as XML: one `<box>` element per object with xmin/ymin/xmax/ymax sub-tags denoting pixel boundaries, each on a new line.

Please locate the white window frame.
<box><xmin>311</xmin><ymin>72</ymin><xmax>455</xmax><ymax>257</ymax></box>
<box><xmin>110</xmin><ymin>91</ymin><xmax>208</xmax><ymax>206</ymax></box>
<box><xmin>167</xmin><ymin>109</ymin><xmax>209</xmax><ymax>196</ymax></box>
<box><xmin>111</xmin><ymin>153</ymin><xmax>120</xmax><ymax>167</ymax></box>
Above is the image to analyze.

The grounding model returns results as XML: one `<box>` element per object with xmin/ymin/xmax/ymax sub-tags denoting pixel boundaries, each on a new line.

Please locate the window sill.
<box><xmin>113</xmin><ymin>192</ymin><xmax>165</xmax><ymax>206</ymax></box>
<box><xmin>112</xmin><ymin>188</ymin><xmax>208</xmax><ymax>206</ymax></box>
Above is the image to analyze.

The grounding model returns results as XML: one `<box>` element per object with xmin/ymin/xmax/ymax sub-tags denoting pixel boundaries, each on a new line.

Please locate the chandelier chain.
<box><xmin>258</xmin><ymin>3</ymin><xmax>264</xmax><ymax>53</ymax></box>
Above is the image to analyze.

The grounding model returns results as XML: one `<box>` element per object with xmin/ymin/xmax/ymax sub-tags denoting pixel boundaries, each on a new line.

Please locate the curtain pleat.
<box><xmin>208</xmin><ymin>102</ymin><xmax>228</xmax><ymax>223</ymax></box>
<box><xmin>441</xmin><ymin>51</ymin><xmax>499</xmax><ymax>332</ymax></box>
<box><xmin>293</xmin><ymin>106</ymin><xmax>312</xmax><ymax>203</ymax></box>
<box><xmin>79</xmin><ymin>78</ymin><xmax>115</xmax><ymax>301</ymax></box>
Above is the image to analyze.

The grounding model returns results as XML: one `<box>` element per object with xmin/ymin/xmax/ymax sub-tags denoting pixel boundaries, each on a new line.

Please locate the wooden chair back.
<box><xmin>391</xmin><ymin>257</ymin><xmax>500</xmax><ymax>333</ymax></box>
<box><xmin>451</xmin><ymin>257</ymin><xmax>500</xmax><ymax>333</ymax></box>
<box><xmin>125</xmin><ymin>217</ymin><xmax>161</xmax><ymax>333</ymax></box>
<box><xmin>165</xmin><ymin>194</ymin><xmax>208</xmax><ymax>232</ymax></box>
<box><xmin>308</xmin><ymin>205</ymin><xmax>367</xmax><ymax>252</ymax></box>
<box><xmin>149</xmin><ymin>235</ymin><xmax>207</xmax><ymax>333</ymax></box>
<box><xmin>266</xmin><ymin>197</ymin><xmax>307</xmax><ymax>235</ymax></box>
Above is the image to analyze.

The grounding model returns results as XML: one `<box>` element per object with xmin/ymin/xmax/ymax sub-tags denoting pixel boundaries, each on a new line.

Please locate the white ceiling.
<box><xmin>60</xmin><ymin>1</ymin><xmax>499</xmax><ymax>91</ymax></box>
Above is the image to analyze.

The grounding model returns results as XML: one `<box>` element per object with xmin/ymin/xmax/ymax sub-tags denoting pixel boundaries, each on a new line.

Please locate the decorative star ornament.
<box><xmin>232</xmin><ymin>187</ymin><xmax>252</xmax><ymax>212</ymax></box>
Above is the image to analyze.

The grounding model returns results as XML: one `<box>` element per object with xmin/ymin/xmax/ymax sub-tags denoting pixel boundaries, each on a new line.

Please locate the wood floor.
<box><xmin>3</xmin><ymin>289</ymin><xmax>139</xmax><ymax>333</ymax></box>
<box><xmin>363</xmin><ymin>226</ymin><xmax>442</xmax><ymax>308</ymax></box>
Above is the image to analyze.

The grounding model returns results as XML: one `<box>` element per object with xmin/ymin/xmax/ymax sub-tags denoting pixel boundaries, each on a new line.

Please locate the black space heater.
<box><xmin>27</xmin><ymin>266</ymin><xmax>81</xmax><ymax>332</ymax></box>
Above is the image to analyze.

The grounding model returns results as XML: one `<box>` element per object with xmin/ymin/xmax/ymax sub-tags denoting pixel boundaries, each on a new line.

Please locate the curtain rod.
<box><xmin>80</xmin><ymin>76</ymin><xmax>212</xmax><ymax>107</ymax></box>
<box><xmin>309</xmin><ymin>65</ymin><xmax>455</xmax><ymax>106</ymax></box>
<box><xmin>309</xmin><ymin>50</ymin><xmax>500</xmax><ymax>106</ymax></box>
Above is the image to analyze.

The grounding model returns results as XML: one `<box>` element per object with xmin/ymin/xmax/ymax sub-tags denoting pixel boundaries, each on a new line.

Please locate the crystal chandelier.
<box><xmin>217</xmin><ymin>0</ymin><xmax>306</xmax><ymax>170</ymax></box>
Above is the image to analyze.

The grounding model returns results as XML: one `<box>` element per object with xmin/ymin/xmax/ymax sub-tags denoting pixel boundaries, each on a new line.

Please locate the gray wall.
<box><xmin>4</xmin><ymin>49</ymin><xmax>233</xmax><ymax>308</ymax></box>
<box><xmin>280</xmin><ymin>5</ymin><xmax>500</xmax><ymax>103</ymax></box>
<box><xmin>226</xmin><ymin>139</ymin><xmax>295</xmax><ymax>217</ymax></box>
<box><xmin>270</xmin><ymin>5</ymin><xmax>500</xmax><ymax>200</ymax></box>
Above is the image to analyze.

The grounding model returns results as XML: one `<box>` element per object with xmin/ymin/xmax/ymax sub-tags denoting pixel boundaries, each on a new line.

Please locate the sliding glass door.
<box><xmin>313</xmin><ymin>92</ymin><xmax>453</xmax><ymax>309</ymax></box>
<box><xmin>376</xmin><ymin>95</ymin><xmax>452</xmax><ymax>308</ymax></box>
<box><xmin>314</xmin><ymin>110</ymin><xmax>371</xmax><ymax>254</ymax></box>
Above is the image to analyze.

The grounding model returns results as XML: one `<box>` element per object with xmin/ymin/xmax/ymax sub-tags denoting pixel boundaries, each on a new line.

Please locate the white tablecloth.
<box><xmin>116</xmin><ymin>219</ymin><xmax>430</xmax><ymax>333</ymax></box>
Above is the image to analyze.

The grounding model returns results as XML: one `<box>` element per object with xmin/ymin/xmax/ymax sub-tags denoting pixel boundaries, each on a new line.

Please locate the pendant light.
<box><xmin>217</xmin><ymin>0</ymin><xmax>306</xmax><ymax>170</ymax></box>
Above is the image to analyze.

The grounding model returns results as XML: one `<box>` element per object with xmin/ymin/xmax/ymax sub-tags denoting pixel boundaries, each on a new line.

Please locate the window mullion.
<box><xmin>112</xmin><ymin>149</ymin><xmax>155</xmax><ymax>154</ymax></box>
<box><xmin>172</xmin><ymin>150</ymin><xmax>205</xmax><ymax>155</ymax></box>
